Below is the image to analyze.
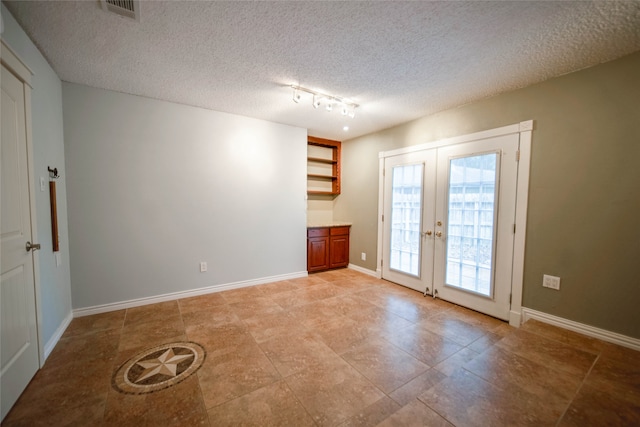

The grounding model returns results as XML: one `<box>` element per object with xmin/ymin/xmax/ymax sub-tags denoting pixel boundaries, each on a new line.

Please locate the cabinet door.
<box><xmin>308</xmin><ymin>237</ymin><xmax>330</xmax><ymax>272</ymax></box>
<box><xmin>329</xmin><ymin>235</ymin><xmax>349</xmax><ymax>268</ymax></box>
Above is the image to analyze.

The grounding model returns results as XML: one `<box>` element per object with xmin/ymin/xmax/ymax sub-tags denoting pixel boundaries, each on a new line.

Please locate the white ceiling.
<box><xmin>4</xmin><ymin>1</ymin><xmax>640</xmax><ymax>140</ymax></box>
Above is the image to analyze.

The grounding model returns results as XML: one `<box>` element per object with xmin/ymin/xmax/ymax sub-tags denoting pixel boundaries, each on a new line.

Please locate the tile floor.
<box><xmin>3</xmin><ymin>269</ymin><xmax>639</xmax><ymax>426</ymax></box>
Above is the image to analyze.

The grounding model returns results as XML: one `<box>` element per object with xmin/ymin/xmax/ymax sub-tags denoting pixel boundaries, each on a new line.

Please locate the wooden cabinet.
<box><xmin>307</xmin><ymin>228</ymin><xmax>330</xmax><ymax>272</ymax></box>
<box><xmin>307</xmin><ymin>226</ymin><xmax>350</xmax><ymax>272</ymax></box>
<box><xmin>329</xmin><ymin>226</ymin><xmax>350</xmax><ymax>269</ymax></box>
<box><xmin>307</xmin><ymin>136</ymin><xmax>341</xmax><ymax>195</ymax></box>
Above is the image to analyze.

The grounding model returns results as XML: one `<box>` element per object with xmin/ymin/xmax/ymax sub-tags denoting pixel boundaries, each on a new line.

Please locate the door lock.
<box><xmin>26</xmin><ymin>241</ymin><xmax>41</xmax><ymax>252</ymax></box>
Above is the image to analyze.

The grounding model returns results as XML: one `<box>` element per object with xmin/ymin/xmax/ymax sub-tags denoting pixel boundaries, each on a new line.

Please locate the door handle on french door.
<box><xmin>422</xmin><ymin>230</ymin><xmax>433</xmax><ymax>237</ymax></box>
<box><xmin>26</xmin><ymin>241</ymin><xmax>41</xmax><ymax>252</ymax></box>
<box><xmin>435</xmin><ymin>231</ymin><xmax>443</xmax><ymax>238</ymax></box>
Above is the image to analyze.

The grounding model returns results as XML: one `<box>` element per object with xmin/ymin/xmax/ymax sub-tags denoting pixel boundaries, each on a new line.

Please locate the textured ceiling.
<box><xmin>3</xmin><ymin>1</ymin><xmax>640</xmax><ymax>140</ymax></box>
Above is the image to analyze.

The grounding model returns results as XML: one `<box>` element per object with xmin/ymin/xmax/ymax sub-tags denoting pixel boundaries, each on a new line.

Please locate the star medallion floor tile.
<box><xmin>112</xmin><ymin>341</ymin><xmax>205</xmax><ymax>395</ymax></box>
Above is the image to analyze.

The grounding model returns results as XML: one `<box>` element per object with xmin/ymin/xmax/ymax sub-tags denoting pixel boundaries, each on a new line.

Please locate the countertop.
<box><xmin>307</xmin><ymin>222</ymin><xmax>352</xmax><ymax>228</ymax></box>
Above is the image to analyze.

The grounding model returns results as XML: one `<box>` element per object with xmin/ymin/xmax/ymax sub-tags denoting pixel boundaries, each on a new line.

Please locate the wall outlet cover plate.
<box><xmin>543</xmin><ymin>274</ymin><xmax>560</xmax><ymax>290</ymax></box>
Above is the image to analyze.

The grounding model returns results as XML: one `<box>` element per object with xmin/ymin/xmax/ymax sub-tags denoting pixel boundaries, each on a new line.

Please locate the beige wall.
<box><xmin>307</xmin><ymin>196</ymin><xmax>335</xmax><ymax>225</ymax></box>
<box><xmin>334</xmin><ymin>51</ymin><xmax>640</xmax><ymax>339</ymax></box>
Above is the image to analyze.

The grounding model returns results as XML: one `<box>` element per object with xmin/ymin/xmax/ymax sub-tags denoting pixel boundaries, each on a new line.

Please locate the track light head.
<box><xmin>293</xmin><ymin>88</ymin><xmax>301</xmax><ymax>103</ymax></box>
<box><xmin>312</xmin><ymin>95</ymin><xmax>321</xmax><ymax>109</ymax></box>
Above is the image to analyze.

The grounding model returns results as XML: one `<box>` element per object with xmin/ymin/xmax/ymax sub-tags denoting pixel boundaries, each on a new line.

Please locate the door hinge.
<box><xmin>382</xmin><ymin>214</ymin><xmax>384</xmax><ymax>222</ymax></box>
<box><xmin>509</xmin><ymin>293</ymin><xmax>512</xmax><ymax>304</ymax></box>
<box><xmin>516</xmin><ymin>150</ymin><xmax>520</xmax><ymax>161</ymax></box>
<box><xmin>513</xmin><ymin>224</ymin><xmax>516</xmax><ymax>234</ymax></box>
<box><xmin>381</xmin><ymin>259</ymin><xmax>383</xmax><ymax>267</ymax></box>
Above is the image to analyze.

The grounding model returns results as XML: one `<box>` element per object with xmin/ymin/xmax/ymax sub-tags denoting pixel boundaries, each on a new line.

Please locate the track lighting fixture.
<box><xmin>291</xmin><ymin>85</ymin><xmax>358</xmax><ymax>118</ymax></box>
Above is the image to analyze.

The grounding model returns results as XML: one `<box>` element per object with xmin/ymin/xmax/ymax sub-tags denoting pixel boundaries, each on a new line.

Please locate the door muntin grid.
<box><xmin>444</xmin><ymin>152</ymin><xmax>499</xmax><ymax>297</ymax></box>
<box><xmin>389</xmin><ymin>163</ymin><xmax>424</xmax><ymax>277</ymax></box>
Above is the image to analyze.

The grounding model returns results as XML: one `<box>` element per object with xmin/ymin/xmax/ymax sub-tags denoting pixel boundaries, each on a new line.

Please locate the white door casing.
<box><xmin>377</xmin><ymin>122</ymin><xmax>532</xmax><ymax>326</ymax></box>
<box><xmin>1</xmin><ymin>40</ymin><xmax>40</xmax><ymax>421</ymax></box>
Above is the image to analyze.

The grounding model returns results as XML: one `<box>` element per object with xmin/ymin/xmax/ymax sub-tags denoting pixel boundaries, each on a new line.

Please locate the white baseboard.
<box><xmin>522</xmin><ymin>307</ymin><xmax>640</xmax><ymax>351</ymax></box>
<box><xmin>42</xmin><ymin>311</ymin><xmax>73</xmax><ymax>365</ymax></box>
<box><xmin>73</xmin><ymin>271</ymin><xmax>308</xmax><ymax>318</ymax></box>
<box><xmin>347</xmin><ymin>263</ymin><xmax>379</xmax><ymax>278</ymax></box>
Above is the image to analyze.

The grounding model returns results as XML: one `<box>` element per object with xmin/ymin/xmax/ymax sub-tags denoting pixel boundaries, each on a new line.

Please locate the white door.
<box><xmin>381</xmin><ymin>133</ymin><xmax>519</xmax><ymax>320</ymax></box>
<box><xmin>381</xmin><ymin>150</ymin><xmax>436</xmax><ymax>292</ymax></box>
<box><xmin>1</xmin><ymin>62</ymin><xmax>40</xmax><ymax>421</ymax></box>
<box><xmin>433</xmin><ymin>135</ymin><xmax>519</xmax><ymax>319</ymax></box>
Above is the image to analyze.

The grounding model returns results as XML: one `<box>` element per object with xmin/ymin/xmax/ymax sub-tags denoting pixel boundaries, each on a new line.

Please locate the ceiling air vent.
<box><xmin>100</xmin><ymin>0</ymin><xmax>140</xmax><ymax>21</ymax></box>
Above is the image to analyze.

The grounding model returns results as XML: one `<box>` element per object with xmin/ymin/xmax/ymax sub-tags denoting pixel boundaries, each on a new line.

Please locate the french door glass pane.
<box><xmin>389</xmin><ymin>164</ymin><xmax>423</xmax><ymax>277</ymax></box>
<box><xmin>445</xmin><ymin>153</ymin><xmax>497</xmax><ymax>296</ymax></box>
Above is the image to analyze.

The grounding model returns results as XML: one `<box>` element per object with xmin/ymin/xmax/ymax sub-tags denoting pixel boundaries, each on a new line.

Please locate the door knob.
<box><xmin>435</xmin><ymin>231</ymin><xmax>443</xmax><ymax>238</ymax></box>
<box><xmin>423</xmin><ymin>230</ymin><xmax>433</xmax><ymax>236</ymax></box>
<box><xmin>26</xmin><ymin>241</ymin><xmax>41</xmax><ymax>252</ymax></box>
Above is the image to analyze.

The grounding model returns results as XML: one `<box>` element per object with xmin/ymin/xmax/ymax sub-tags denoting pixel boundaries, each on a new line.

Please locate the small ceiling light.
<box><xmin>343</xmin><ymin>125</ymin><xmax>349</xmax><ymax>131</ymax></box>
<box><xmin>291</xmin><ymin>85</ymin><xmax>359</xmax><ymax>118</ymax></box>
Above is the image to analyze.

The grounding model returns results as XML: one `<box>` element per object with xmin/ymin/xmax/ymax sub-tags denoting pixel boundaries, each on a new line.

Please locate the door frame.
<box><xmin>377</xmin><ymin>121</ymin><xmax>533</xmax><ymax>327</ymax></box>
<box><xmin>1</xmin><ymin>39</ymin><xmax>44</xmax><ymax>365</ymax></box>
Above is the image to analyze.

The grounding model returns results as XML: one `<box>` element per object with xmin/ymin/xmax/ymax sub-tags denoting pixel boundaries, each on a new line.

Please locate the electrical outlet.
<box><xmin>543</xmin><ymin>274</ymin><xmax>560</xmax><ymax>290</ymax></box>
<box><xmin>200</xmin><ymin>262</ymin><xmax>207</xmax><ymax>273</ymax></box>
<box><xmin>361</xmin><ymin>252</ymin><xmax>366</xmax><ymax>261</ymax></box>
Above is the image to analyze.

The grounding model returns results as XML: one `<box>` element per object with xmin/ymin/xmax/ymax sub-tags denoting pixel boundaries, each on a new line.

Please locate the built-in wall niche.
<box><xmin>307</xmin><ymin>136</ymin><xmax>341</xmax><ymax>195</ymax></box>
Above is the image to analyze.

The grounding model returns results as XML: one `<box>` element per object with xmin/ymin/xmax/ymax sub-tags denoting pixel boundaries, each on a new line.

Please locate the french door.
<box><xmin>381</xmin><ymin>133</ymin><xmax>520</xmax><ymax>320</ymax></box>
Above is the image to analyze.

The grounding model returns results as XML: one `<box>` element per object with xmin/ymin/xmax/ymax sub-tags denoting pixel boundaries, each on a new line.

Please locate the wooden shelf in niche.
<box><xmin>307</xmin><ymin>136</ymin><xmax>341</xmax><ymax>195</ymax></box>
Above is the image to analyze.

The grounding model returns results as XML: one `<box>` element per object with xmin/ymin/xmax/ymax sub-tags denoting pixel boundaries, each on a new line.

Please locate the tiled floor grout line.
<box><xmin>282</xmin><ymin>379</ymin><xmax>321</xmax><ymax>427</ymax></box>
<box><xmin>176</xmin><ymin>304</ymin><xmax>211</xmax><ymax>426</ymax></box>
<box><xmin>554</xmin><ymin>352</ymin><xmax>600</xmax><ymax>427</ymax></box>
<box><xmin>416</xmin><ymin>391</ymin><xmax>456</xmax><ymax>427</ymax></box>
<box><xmin>102</xmin><ymin>307</ymin><xmax>132</xmax><ymax>424</ymax></box>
